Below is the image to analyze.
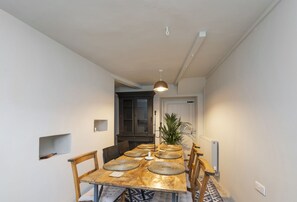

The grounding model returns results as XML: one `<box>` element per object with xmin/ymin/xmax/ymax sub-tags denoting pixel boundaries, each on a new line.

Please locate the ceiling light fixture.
<box><xmin>154</xmin><ymin>69</ymin><xmax>168</xmax><ymax>92</ymax></box>
<box><xmin>165</xmin><ymin>26</ymin><xmax>170</xmax><ymax>36</ymax></box>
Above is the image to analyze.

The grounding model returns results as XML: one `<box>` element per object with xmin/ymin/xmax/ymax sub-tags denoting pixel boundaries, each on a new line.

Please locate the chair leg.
<box><xmin>141</xmin><ymin>189</ymin><xmax>146</xmax><ymax>200</ymax></box>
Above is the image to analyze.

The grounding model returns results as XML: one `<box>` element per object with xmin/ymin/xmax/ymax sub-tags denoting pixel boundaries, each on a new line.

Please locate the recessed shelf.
<box><xmin>94</xmin><ymin>120</ymin><xmax>108</xmax><ymax>132</ymax></box>
<box><xmin>39</xmin><ymin>133</ymin><xmax>71</xmax><ymax>160</ymax></box>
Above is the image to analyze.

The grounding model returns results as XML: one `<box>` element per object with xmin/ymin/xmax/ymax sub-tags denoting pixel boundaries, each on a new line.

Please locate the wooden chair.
<box><xmin>152</xmin><ymin>150</ymin><xmax>215</xmax><ymax>202</ymax></box>
<box><xmin>188</xmin><ymin>148</ymin><xmax>203</xmax><ymax>179</ymax></box>
<box><xmin>68</xmin><ymin>151</ymin><xmax>125</xmax><ymax>202</ymax></box>
<box><xmin>190</xmin><ymin>157</ymin><xmax>216</xmax><ymax>202</ymax></box>
<box><xmin>185</xmin><ymin>143</ymin><xmax>200</xmax><ymax>165</ymax></box>
<box><xmin>185</xmin><ymin>143</ymin><xmax>202</xmax><ymax>177</ymax></box>
<box><xmin>117</xmin><ymin>140</ymin><xmax>130</xmax><ymax>156</ymax></box>
<box><xmin>102</xmin><ymin>145</ymin><xmax>120</xmax><ymax>163</ymax></box>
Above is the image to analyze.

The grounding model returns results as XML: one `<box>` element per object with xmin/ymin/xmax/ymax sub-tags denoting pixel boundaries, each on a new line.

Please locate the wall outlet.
<box><xmin>255</xmin><ymin>181</ymin><xmax>266</xmax><ymax>196</ymax></box>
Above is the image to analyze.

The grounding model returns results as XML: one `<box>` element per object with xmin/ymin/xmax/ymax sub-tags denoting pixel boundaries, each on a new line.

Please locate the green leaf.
<box><xmin>160</xmin><ymin>113</ymin><xmax>191</xmax><ymax>145</ymax></box>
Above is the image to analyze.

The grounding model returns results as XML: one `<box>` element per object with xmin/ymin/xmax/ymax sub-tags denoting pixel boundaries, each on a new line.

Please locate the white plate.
<box><xmin>145</xmin><ymin>156</ymin><xmax>154</xmax><ymax>160</ymax></box>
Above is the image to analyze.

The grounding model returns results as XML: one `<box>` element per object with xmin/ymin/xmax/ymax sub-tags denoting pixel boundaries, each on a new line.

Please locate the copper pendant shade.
<box><xmin>154</xmin><ymin>69</ymin><xmax>168</xmax><ymax>92</ymax></box>
<box><xmin>154</xmin><ymin>80</ymin><xmax>168</xmax><ymax>92</ymax></box>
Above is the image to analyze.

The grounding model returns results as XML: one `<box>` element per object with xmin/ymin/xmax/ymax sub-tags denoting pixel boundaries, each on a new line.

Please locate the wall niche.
<box><xmin>39</xmin><ymin>133</ymin><xmax>71</xmax><ymax>160</ymax></box>
<box><xmin>94</xmin><ymin>120</ymin><xmax>108</xmax><ymax>132</ymax></box>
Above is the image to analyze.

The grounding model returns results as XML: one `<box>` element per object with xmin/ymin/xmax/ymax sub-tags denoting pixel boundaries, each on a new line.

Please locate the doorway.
<box><xmin>160</xmin><ymin>97</ymin><xmax>197</xmax><ymax>153</ymax></box>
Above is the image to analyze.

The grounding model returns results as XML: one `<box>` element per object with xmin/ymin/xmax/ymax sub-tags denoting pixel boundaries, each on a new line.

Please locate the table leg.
<box><xmin>172</xmin><ymin>193</ymin><xmax>178</xmax><ymax>202</ymax></box>
<box><xmin>94</xmin><ymin>184</ymin><xmax>99</xmax><ymax>202</ymax></box>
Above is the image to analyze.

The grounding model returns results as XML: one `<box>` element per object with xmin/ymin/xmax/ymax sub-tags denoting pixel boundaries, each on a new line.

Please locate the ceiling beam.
<box><xmin>174</xmin><ymin>31</ymin><xmax>207</xmax><ymax>84</ymax></box>
<box><xmin>111</xmin><ymin>74</ymin><xmax>142</xmax><ymax>89</ymax></box>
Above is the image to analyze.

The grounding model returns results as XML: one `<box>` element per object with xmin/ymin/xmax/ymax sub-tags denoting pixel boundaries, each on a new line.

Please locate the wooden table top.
<box><xmin>81</xmin><ymin>145</ymin><xmax>187</xmax><ymax>193</ymax></box>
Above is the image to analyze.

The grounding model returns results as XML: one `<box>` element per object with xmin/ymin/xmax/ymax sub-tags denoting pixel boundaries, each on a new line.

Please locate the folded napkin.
<box><xmin>109</xmin><ymin>171</ymin><xmax>124</xmax><ymax>178</ymax></box>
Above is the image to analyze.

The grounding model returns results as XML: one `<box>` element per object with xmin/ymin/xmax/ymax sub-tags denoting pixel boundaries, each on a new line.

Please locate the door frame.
<box><xmin>159</xmin><ymin>96</ymin><xmax>198</xmax><ymax>144</ymax></box>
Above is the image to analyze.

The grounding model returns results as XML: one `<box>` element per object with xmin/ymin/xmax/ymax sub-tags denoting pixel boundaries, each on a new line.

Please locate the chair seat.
<box><xmin>79</xmin><ymin>187</ymin><xmax>96</xmax><ymax>202</ymax></box>
<box><xmin>79</xmin><ymin>186</ymin><xmax>125</xmax><ymax>202</ymax></box>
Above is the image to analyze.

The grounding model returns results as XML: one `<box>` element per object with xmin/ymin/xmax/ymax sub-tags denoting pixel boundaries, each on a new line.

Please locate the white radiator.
<box><xmin>198</xmin><ymin>136</ymin><xmax>219</xmax><ymax>176</ymax></box>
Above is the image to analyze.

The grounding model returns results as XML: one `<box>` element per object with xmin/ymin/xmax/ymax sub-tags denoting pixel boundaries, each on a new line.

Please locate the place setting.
<box><xmin>147</xmin><ymin>161</ymin><xmax>185</xmax><ymax>175</ymax></box>
<box><xmin>137</xmin><ymin>144</ymin><xmax>157</xmax><ymax>150</ymax></box>
<box><xmin>159</xmin><ymin>144</ymin><xmax>182</xmax><ymax>151</ymax></box>
<box><xmin>155</xmin><ymin>150</ymin><xmax>182</xmax><ymax>159</ymax></box>
<box><xmin>124</xmin><ymin>149</ymin><xmax>150</xmax><ymax>157</ymax></box>
<box><xmin>103</xmin><ymin>159</ymin><xmax>140</xmax><ymax>171</ymax></box>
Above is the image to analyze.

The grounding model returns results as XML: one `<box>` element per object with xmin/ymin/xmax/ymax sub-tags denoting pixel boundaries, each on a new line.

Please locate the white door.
<box><xmin>161</xmin><ymin>97</ymin><xmax>196</xmax><ymax>153</ymax></box>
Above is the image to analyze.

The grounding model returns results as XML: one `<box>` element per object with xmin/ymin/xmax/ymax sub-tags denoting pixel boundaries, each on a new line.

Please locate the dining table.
<box><xmin>81</xmin><ymin>144</ymin><xmax>187</xmax><ymax>202</ymax></box>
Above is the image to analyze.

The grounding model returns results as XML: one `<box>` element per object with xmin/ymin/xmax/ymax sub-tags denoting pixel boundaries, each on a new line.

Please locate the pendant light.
<box><xmin>154</xmin><ymin>69</ymin><xmax>168</xmax><ymax>92</ymax></box>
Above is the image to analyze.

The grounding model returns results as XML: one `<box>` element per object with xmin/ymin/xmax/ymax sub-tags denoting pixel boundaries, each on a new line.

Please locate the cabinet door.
<box><xmin>118</xmin><ymin>91</ymin><xmax>154</xmax><ymax>139</ymax></box>
<box><xmin>135</xmin><ymin>98</ymin><xmax>148</xmax><ymax>135</ymax></box>
<box><xmin>120</xmin><ymin>99</ymin><xmax>134</xmax><ymax>134</ymax></box>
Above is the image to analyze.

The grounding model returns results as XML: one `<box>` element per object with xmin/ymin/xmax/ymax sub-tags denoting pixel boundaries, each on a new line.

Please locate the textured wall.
<box><xmin>204</xmin><ymin>1</ymin><xmax>297</xmax><ymax>201</ymax></box>
<box><xmin>0</xmin><ymin>9</ymin><xmax>115</xmax><ymax>202</ymax></box>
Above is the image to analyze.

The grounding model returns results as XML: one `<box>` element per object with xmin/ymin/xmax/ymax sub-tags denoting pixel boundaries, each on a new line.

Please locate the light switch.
<box><xmin>255</xmin><ymin>181</ymin><xmax>266</xmax><ymax>196</ymax></box>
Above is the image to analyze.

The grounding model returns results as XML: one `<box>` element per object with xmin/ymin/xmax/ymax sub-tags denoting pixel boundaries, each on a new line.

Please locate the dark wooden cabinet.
<box><xmin>117</xmin><ymin>91</ymin><xmax>155</xmax><ymax>149</ymax></box>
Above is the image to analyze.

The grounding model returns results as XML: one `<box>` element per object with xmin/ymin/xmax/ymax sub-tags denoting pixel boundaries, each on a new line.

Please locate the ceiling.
<box><xmin>0</xmin><ymin>0</ymin><xmax>275</xmax><ymax>85</ymax></box>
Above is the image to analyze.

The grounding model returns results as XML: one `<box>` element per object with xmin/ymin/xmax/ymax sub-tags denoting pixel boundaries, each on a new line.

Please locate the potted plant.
<box><xmin>160</xmin><ymin>113</ymin><xmax>191</xmax><ymax>145</ymax></box>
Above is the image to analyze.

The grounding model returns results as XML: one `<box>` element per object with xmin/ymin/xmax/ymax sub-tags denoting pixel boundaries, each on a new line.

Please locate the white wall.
<box><xmin>177</xmin><ymin>77</ymin><xmax>206</xmax><ymax>95</ymax></box>
<box><xmin>0</xmin><ymin>10</ymin><xmax>115</xmax><ymax>202</ymax></box>
<box><xmin>204</xmin><ymin>0</ymin><xmax>297</xmax><ymax>201</ymax></box>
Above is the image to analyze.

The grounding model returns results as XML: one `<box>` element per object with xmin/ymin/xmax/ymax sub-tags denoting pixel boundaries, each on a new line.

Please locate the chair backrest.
<box><xmin>188</xmin><ymin>143</ymin><xmax>203</xmax><ymax>178</ymax></box>
<box><xmin>187</xmin><ymin>143</ymin><xmax>196</xmax><ymax>169</ymax></box>
<box><xmin>118</xmin><ymin>140</ymin><xmax>130</xmax><ymax>155</ymax></box>
<box><xmin>68</xmin><ymin>151</ymin><xmax>99</xmax><ymax>202</ymax></box>
<box><xmin>190</xmin><ymin>154</ymin><xmax>215</xmax><ymax>202</ymax></box>
<box><xmin>102</xmin><ymin>145</ymin><xmax>120</xmax><ymax>163</ymax></box>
